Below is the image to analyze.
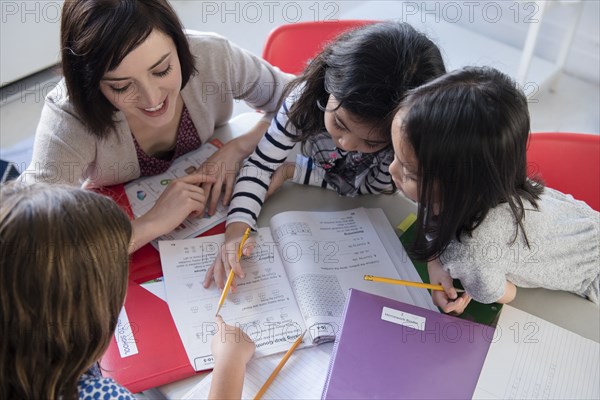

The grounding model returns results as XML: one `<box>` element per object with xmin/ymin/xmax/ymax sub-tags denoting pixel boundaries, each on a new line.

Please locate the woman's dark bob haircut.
<box><xmin>61</xmin><ymin>0</ymin><xmax>197</xmax><ymax>138</ymax></box>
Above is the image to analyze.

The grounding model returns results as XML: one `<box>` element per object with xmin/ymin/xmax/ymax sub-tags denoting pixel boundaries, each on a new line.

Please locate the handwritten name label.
<box><xmin>381</xmin><ymin>307</ymin><xmax>426</xmax><ymax>331</ymax></box>
<box><xmin>115</xmin><ymin>307</ymin><xmax>139</xmax><ymax>358</ymax></box>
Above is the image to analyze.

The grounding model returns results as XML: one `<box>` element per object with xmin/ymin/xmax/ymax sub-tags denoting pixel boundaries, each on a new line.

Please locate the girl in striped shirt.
<box><xmin>205</xmin><ymin>21</ymin><xmax>446</xmax><ymax>288</ymax></box>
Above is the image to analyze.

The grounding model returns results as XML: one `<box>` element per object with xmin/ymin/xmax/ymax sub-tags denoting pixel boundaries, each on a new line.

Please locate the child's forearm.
<box><xmin>208</xmin><ymin>361</ymin><xmax>247</xmax><ymax>400</ymax></box>
<box><xmin>496</xmin><ymin>281</ymin><xmax>517</xmax><ymax>303</ymax></box>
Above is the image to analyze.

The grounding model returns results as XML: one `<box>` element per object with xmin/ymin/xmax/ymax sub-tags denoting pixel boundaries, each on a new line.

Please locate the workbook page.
<box><xmin>159</xmin><ymin>228</ymin><xmax>308</xmax><ymax>371</ymax></box>
<box><xmin>269</xmin><ymin>207</ymin><xmax>435</xmax><ymax>341</ymax></box>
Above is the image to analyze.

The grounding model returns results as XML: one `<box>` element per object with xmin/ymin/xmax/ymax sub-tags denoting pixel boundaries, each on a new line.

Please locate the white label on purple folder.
<box><xmin>381</xmin><ymin>307</ymin><xmax>426</xmax><ymax>331</ymax></box>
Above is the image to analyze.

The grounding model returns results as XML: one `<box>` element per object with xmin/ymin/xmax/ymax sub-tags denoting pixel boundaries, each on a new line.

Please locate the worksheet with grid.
<box><xmin>159</xmin><ymin>207</ymin><xmax>437</xmax><ymax>370</ymax></box>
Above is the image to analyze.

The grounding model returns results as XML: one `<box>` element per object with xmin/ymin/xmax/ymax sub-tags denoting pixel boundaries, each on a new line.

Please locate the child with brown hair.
<box><xmin>0</xmin><ymin>182</ymin><xmax>254</xmax><ymax>399</ymax></box>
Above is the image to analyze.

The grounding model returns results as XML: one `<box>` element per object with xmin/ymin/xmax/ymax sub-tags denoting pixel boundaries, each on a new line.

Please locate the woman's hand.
<box><xmin>427</xmin><ymin>259</ymin><xmax>472</xmax><ymax>314</ymax></box>
<box><xmin>129</xmin><ymin>173</ymin><xmax>216</xmax><ymax>253</ymax></box>
<box><xmin>203</xmin><ymin>221</ymin><xmax>255</xmax><ymax>289</ymax></box>
<box><xmin>267</xmin><ymin>162</ymin><xmax>296</xmax><ymax>198</ymax></box>
<box><xmin>199</xmin><ymin>120</ymin><xmax>269</xmax><ymax>216</ymax></box>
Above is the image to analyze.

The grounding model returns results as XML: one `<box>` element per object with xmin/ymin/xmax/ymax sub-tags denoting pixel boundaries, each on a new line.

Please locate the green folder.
<box><xmin>399</xmin><ymin>223</ymin><xmax>502</xmax><ymax>327</ymax></box>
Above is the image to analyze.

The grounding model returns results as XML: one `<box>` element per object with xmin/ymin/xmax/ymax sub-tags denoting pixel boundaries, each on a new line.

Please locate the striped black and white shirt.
<box><xmin>227</xmin><ymin>88</ymin><xmax>395</xmax><ymax>228</ymax></box>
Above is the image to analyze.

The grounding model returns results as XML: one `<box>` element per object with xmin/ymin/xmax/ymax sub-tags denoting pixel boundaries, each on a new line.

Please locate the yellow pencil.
<box><xmin>237</xmin><ymin>227</ymin><xmax>251</xmax><ymax>260</ymax></box>
<box><xmin>364</xmin><ymin>275</ymin><xmax>464</xmax><ymax>293</ymax></box>
<box><xmin>215</xmin><ymin>227</ymin><xmax>251</xmax><ymax>316</ymax></box>
<box><xmin>254</xmin><ymin>331</ymin><xmax>306</xmax><ymax>400</ymax></box>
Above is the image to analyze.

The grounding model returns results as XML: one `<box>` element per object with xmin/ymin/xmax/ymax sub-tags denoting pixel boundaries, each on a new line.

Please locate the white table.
<box><xmin>155</xmin><ymin>113</ymin><xmax>599</xmax><ymax>399</ymax></box>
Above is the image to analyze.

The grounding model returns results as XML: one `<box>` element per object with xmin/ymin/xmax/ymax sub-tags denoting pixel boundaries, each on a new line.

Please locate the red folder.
<box><xmin>97</xmin><ymin>184</ymin><xmax>225</xmax><ymax>392</ymax></box>
<box><xmin>93</xmin><ymin>184</ymin><xmax>163</xmax><ymax>282</ymax></box>
<box><xmin>100</xmin><ymin>281</ymin><xmax>196</xmax><ymax>393</ymax></box>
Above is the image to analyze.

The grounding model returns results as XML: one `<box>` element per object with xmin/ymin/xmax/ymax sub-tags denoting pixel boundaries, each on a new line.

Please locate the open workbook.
<box><xmin>159</xmin><ymin>207</ymin><xmax>437</xmax><ymax>371</ymax></box>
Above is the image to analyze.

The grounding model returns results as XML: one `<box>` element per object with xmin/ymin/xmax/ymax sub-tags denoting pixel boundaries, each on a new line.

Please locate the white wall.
<box><xmin>447</xmin><ymin>0</ymin><xmax>599</xmax><ymax>84</ymax></box>
<box><xmin>0</xmin><ymin>0</ymin><xmax>63</xmax><ymax>85</ymax></box>
<box><xmin>1</xmin><ymin>1</ymin><xmax>598</xmax><ymax>85</ymax></box>
<box><xmin>173</xmin><ymin>1</ymin><xmax>599</xmax><ymax>85</ymax></box>
<box><xmin>170</xmin><ymin>1</ymin><xmax>363</xmax><ymax>56</ymax></box>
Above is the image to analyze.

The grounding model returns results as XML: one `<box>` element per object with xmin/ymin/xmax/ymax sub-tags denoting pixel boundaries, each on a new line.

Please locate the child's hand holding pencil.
<box><xmin>426</xmin><ymin>259</ymin><xmax>472</xmax><ymax>314</ymax></box>
<box><xmin>364</xmin><ymin>258</ymin><xmax>472</xmax><ymax>315</ymax></box>
<box><xmin>214</xmin><ymin>225</ymin><xmax>252</xmax><ymax>315</ymax></box>
<box><xmin>204</xmin><ymin>222</ymin><xmax>255</xmax><ymax>291</ymax></box>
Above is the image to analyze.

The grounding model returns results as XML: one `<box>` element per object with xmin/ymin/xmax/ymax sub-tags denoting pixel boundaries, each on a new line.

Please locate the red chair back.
<box><xmin>527</xmin><ymin>132</ymin><xmax>600</xmax><ymax>211</ymax></box>
<box><xmin>262</xmin><ymin>20</ymin><xmax>377</xmax><ymax>75</ymax></box>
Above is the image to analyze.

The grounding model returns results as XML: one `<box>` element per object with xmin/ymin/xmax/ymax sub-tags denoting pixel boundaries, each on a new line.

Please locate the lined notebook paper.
<box><xmin>474</xmin><ymin>305</ymin><xmax>600</xmax><ymax>399</ymax></box>
<box><xmin>182</xmin><ymin>343</ymin><xmax>333</xmax><ymax>399</ymax></box>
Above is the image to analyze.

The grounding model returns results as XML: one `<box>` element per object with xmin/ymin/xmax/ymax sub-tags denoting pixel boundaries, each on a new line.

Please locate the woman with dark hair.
<box><xmin>389</xmin><ymin>66</ymin><xmax>599</xmax><ymax>313</ymax></box>
<box><xmin>205</xmin><ymin>21</ymin><xmax>446</xmax><ymax>289</ymax></box>
<box><xmin>21</xmin><ymin>0</ymin><xmax>291</xmax><ymax>252</ymax></box>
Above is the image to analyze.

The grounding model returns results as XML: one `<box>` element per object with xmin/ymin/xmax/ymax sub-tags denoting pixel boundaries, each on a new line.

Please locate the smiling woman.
<box><xmin>98</xmin><ymin>30</ymin><xmax>185</xmax><ymax>156</ymax></box>
<box><xmin>19</xmin><ymin>0</ymin><xmax>292</xmax><ymax>253</ymax></box>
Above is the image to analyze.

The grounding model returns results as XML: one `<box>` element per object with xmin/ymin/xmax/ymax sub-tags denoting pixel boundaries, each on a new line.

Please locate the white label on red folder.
<box><xmin>115</xmin><ymin>307</ymin><xmax>139</xmax><ymax>358</ymax></box>
<box><xmin>381</xmin><ymin>307</ymin><xmax>426</xmax><ymax>331</ymax></box>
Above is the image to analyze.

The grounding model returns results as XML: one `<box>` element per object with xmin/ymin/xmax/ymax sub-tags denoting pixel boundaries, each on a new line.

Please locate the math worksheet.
<box><xmin>159</xmin><ymin>207</ymin><xmax>437</xmax><ymax>370</ymax></box>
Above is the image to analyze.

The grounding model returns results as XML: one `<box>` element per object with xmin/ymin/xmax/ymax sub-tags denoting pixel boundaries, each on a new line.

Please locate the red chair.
<box><xmin>262</xmin><ymin>20</ymin><xmax>377</xmax><ymax>75</ymax></box>
<box><xmin>527</xmin><ymin>132</ymin><xmax>600</xmax><ymax>211</ymax></box>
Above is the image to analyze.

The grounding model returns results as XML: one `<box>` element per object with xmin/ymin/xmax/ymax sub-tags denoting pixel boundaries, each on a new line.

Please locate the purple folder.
<box><xmin>322</xmin><ymin>289</ymin><xmax>494</xmax><ymax>399</ymax></box>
